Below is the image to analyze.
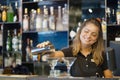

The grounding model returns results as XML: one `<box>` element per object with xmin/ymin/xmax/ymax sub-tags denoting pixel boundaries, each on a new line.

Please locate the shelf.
<box><xmin>0</xmin><ymin>22</ymin><xmax>20</xmax><ymax>25</ymax></box>
<box><xmin>23</xmin><ymin>1</ymin><xmax>38</xmax><ymax>4</ymax></box>
<box><xmin>23</xmin><ymin>0</ymin><xmax>67</xmax><ymax>3</ymax></box>
<box><xmin>22</xmin><ymin>31</ymin><xmax>38</xmax><ymax>34</ymax></box>
<box><xmin>23</xmin><ymin>0</ymin><xmax>67</xmax><ymax>4</ymax></box>
<box><xmin>22</xmin><ymin>30</ymin><xmax>68</xmax><ymax>34</ymax></box>
<box><xmin>107</xmin><ymin>24</ymin><xmax>120</xmax><ymax>27</ymax></box>
<box><xmin>22</xmin><ymin>0</ymin><xmax>67</xmax><ymax>10</ymax></box>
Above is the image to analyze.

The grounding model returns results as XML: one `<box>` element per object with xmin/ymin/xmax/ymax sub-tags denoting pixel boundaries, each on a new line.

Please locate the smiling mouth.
<box><xmin>84</xmin><ymin>38</ymin><xmax>90</xmax><ymax>42</ymax></box>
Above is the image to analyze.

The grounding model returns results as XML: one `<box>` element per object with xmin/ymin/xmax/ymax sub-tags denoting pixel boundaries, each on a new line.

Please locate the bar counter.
<box><xmin>0</xmin><ymin>75</ymin><xmax>119</xmax><ymax>80</ymax></box>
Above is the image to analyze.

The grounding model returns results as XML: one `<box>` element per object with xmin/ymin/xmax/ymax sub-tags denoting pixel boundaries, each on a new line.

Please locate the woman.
<box><xmin>37</xmin><ymin>18</ymin><xmax>113</xmax><ymax>78</ymax></box>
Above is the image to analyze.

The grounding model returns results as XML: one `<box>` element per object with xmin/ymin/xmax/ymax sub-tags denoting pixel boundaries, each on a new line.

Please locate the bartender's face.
<box><xmin>80</xmin><ymin>23</ymin><xmax>99</xmax><ymax>47</ymax></box>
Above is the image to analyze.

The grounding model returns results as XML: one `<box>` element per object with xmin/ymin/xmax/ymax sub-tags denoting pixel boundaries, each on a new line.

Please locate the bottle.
<box><xmin>5</xmin><ymin>30</ymin><xmax>12</xmax><ymax>67</ymax></box>
<box><xmin>7</xmin><ymin>3</ymin><xmax>14</xmax><ymax>22</ymax></box>
<box><xmin>12</xmin><ymin>29</ymin><xmax>19</xmax><ymax>52</ymax></box>
<box><xmin>30</xmin><ymin>9</ymin><xmax>36</xmax><ymax>31</ymax></box>
<box><xmin>106</xmin><ymin>7</ymin><xmax>111</xmax><ymax>24</ymax></box>
<box><xmin>16</xmin><ymin>30</ymin><xmax>22</xmax><ymax>65</ymax></box>
<box><xmin>35</xmin><ymin>8</ymin><xmax>42</xmax><ymax>31</ymax></box>
<box><xmin>49</xmin><ymin>6</ymin><xmax>55</xmax><ymax>30</ymax></box>
<box><xmin>23</xmin><ymin>8</ymin><xmax>29</xmax><ymax>31</ymax></box>
<box><xmin>26</xmin><ymin>38</ymin><xmax>31</xmax><ymax>62</ymax></box>
<box><xmin>18</xmin><ymin>32</ymin><xmax>22</xmax><ymax>51</ymax></box>
<box><xmin>6</xmin><ymin>30</ymin><xmax>12</xmax><ymax>52</ymax></box>
<box><xmin>62</xmin><ymin>4</ymin><xmax>69</xmax><ymax>30</ymax></box>
<box><xmin>13</xmin><ymin>1</ymin><xmax>19</xmax><ymax>22</ymax></box>
<box><xmin>29</xmin><ymin>40</ymin><xmax>33</xmax><ymax>61</ymax></box>
<box><xmin>2</xmin><ymin>6</ymin><xmax>7</xmax><ymax>22</ymax></box>
<box><xmin>0</xmin><ymin>4</ymin><xmax>2</xmax><ymax>22</ymax></box>
<box><xmin>116</xmin><ymin>0</ymin><xmax>120</xmax><ymax>24</ymax></box>
<box><xmin>111</xmin><ymin>9</ymin><xmax>116</xmax><ymax>24</ymax></box>
<box><xmin>56</xmin><ymin>6</ymin><xmax>63</xmax><ymax>31</ymax></box>
<box><xmin>30</xmin><ymin>40</ymin><xmax>33</xmax><ymax>48</ymax></box>
<box><xmin>42</xmin><ymin>5</ymin><xmax>49</xmax><ymax>31</ymax></box>
<box><xmin>101</xmin><ymin>18</ymin><xmax>106</xmax><ymax>40</ymax></box>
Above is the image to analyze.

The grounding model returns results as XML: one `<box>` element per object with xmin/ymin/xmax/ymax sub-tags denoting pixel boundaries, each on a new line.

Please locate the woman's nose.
<box><xmin>86</xmin><ymin>33</ymin><xmax>91</xmax><ymax>38</ymax></box>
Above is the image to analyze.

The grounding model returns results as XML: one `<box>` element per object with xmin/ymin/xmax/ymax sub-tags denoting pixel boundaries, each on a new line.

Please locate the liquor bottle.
<box><xmin>2</xmin><ymin>6</ymin><xmax>7</xmax><ymax>22</ymax></box>
<box><xmin>35</xmin><ymin>8</ymin><xmax>43</xmax><ymax>31</ymax></box>
<box><xmin>29</xmin><ymin>40</ymin><xmax>33</xmax><ymax>61</ymax></box>
<box><xmin>30</xmin><ymin>40</ymin><xmax>33</xmax><ymax>48</ymax></box>
<box><xmin>26</xmin><ymin>38</ymin><xmax>32</xmax><ymax>62</ymax></box>
<box><xmin>56</xmin><ymin>6</ymin><xmax>63</xmax><ymax>31</ymax></box>
<box><xmin>7</xmin><ymin>3</ymin><xmax>14</xmax><ymax>22</ymax></box>
<box><xmin>106</xmin><ymin>7</ymin><xmax>111</xmax><ymax>24</ymax></box>
<box><xmin>23</xmin><ymin>8</ymin><xmax>29</xmax><ymax>31</ymax></box>
<box><xmin>116</xmin><ymin>0</ymin><xmax>120</xmax><ymax>25</ymax></box>
<box><xmin>30</xmin><ymin>9</ymin><xmax>36</xmax><ymax>31</ymax></box>
<box><xmin>16</xmin><ymin>30</ymin><xmax>22</xmax><ymax>65</ymax></box>
<box><xmin>49</xmin><ymin>6</ymin><xmax>55</xmax><ymax>30</ymax></box>
<box><xmin>12</xmin><ymin>29</ymin><xmax>19</xmax><ymax>52</ymax></box>
<box><xmin>13</xmin><ymin>1</ymin><xmax>19</xmax><ymax>22</ymax></box>
<box><xmin>5</xmin><ymin>30</ymin><xmax>13</xmax><ymax>67</ymax></box>
<box><xmin>42</xmin><ymin>5</ymin><xmax>49</xmax><ymax>31</ymax></box>
<box><xmin>62</xmin><ymin>4</ymin><xmax>69</xmax><ymax>30</ymax></box>
<box><xmin>18</xmin><ymin>32</ymin><xmax>22</xmax><ymax>51</ymax></box>
<box><xmin>101</xmin><ymin>17</ymin><xmax>106</xmax><ymax>40</ymax></box>
<box><xmin>0</xmin><ymin>4</ymin><xmax>2</xmax><ymax>22</ymax></box>
<box><xmin>111</xmin><ymin>9</ymin><xmax>116</xmax><ymax>24</ymax></box>
<box><xmin>6</xmin><ymin>30</ymin><xmax>12</xmax><ymax>52</ymax></box>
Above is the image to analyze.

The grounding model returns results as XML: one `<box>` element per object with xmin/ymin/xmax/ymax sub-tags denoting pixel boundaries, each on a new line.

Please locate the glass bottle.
<box><xmin>26</xmin><ymin>38</ymin><xmax>31</xmax><ymax>62</ymax></box>
<box><xmin>116</xmin><ymin>0</ymin><xmax>120</xmax><ymax>24</ymax></box>
<box><xmin>106</xmin><ymin>7</ymin><xmax>111</xmax><ymax>24</ymax></box>
<box><xmin>56</xmin><ymin>6</ymin><xmax>63</xmax><ymax>31</ymax></box>
<box><xmin>49</xmin><ymin>6</ymin><xmax>55</xmax><ymax>30</ymax></box>
<box><xmin>35</xmin><ymin>8</ymin><xmax>43</xmax><ymax>31</ymax></box>
<box><xmin>13</xmin><ymin>1</ymin><xmax>19</xmax><ymax>22</ymax></box>
<box><xmin>0</xmin><ymin>4</ymin><xmax>2</xmax><ymax>22</ymax></box>
<box><xmin>30</xmin><ymin>40</ymin><xmax>33</xmax><ymax>49</ymax></box>
<box><xmin>101</xmin><ymin>17</ymin><xmax>107</xmax><ymax>40</ymax></box>
<box><xmin>23</xmin><ymin>8</ymin><xmax>29</xmax><ymax>31</ymax></box>
<box><xmin>18</xmin><ymin>32</ymin><xmax>22</xmax><ymax>52</ymax></box>
<box><xmin>7</xmin><ymin>3</ymin><xmax>14</xmax><ymax>22</ymax></box>
<box><xmin>30</xmin><ymin>9</ymin><xmax>36</xmax><ymax>31</ymax></box>
<box><xmin>15</xmin><ymin>30</ymin><xmax>22</xmax><ymax>65</ymax></box>
<box><xmin>42</xmin><ymin>5</ymin><xmax>49</xmax><ymax>31</ymax></box>
<box><xmin>5</xmin><ymin>30</ymin><xmax>13</xmax><ymax>67</ymax></box>
<box><xmin>29</xmin><ymin>40</ymin><xmax>33</xmax><ymax>61</ymax></box>
<box><xmin>12</xmin><ymin>29</ymin><xmax>19</xmax><ymax>52</ymax></box>
<box><xmin>111</xmin><ymin>9</ymin><xmax>116</xmax><ymax>24</ymax></box>
<box><xmin>6</xmin><ymin>30</ymin><xmax>12</xmax><ymax>52</ymax></box>
<box><xmin>62</xmin><ymin>4</ymin><xmax>69</xmax><ymax>30</ymax></box>
<box><xmin>2</xmin><ymin>6</ymin><xmax>7</xmax><ymax>22</ymax></box>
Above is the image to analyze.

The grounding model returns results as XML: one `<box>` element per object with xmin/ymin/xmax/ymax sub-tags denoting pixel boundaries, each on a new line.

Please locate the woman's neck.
<box><xmin>80</xmin><ymin>46</ymin><xmax>92</xmax><ymax>57</ymax></box>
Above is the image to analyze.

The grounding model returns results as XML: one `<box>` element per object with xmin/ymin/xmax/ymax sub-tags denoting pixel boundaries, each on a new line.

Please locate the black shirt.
<box><xmin>61</xmin><ymin>47</ymin><xmax>108</xmax><ymax>77</ymax></box>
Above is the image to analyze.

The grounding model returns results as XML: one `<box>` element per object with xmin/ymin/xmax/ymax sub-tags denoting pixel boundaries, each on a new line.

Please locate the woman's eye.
<box><xmin>92</xmin><ymin>35</ymin><xmax>97</xmax><ymax>37</ymax></box>
<box><xmin>92</xmin><ymin>33</ymin><xmax>97</xmax><ymax>37</ymax></box>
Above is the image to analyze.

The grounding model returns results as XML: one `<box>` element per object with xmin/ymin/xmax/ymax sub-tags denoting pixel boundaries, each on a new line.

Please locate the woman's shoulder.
<box><xmin>61</xmin><ymin>47</ymin><xmax>74</xmax><ymax>57</ymax></box>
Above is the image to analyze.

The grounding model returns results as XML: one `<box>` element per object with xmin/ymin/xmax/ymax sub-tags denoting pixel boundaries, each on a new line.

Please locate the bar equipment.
<box><xmin>63</xmin><ymin>57</ymin><xmax>76</xmax><ymax>77</ymax></box>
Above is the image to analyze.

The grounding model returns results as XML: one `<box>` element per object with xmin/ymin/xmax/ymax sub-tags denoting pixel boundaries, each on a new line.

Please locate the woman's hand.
<box><xmin>36</xmin><ymin>41</ymin><xmax>64</xmax><ymax>58</ymax></box>
<box><xmin>36</xmin><ymin>41</ymin><xmax>51</xmax><ymax>48</ymax></box>
<box><xmin>36</xmin><ymin>41</ymin><xmax>55</xmax><ymax>55</ymax></box>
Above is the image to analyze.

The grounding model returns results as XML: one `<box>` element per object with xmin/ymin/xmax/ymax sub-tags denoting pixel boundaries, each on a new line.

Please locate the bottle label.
<box><xmin>7</xmin><ymin>12</ymin><xmax>14</xmax><ymax>22</ymax></box>
<box><xmin>36</xmin><ymin>18</ymin><xmax>42</xmax><ymax>31</ymax></box>
<box><xmin>23</xmin><ymin>18</ymin><xmax>29</xmax><ymax>31</ymax></box>
<box><xmin>12</xmin><ymin>37</ymin><xmax>19</xmax><ymax>51</ymax></box>
<box><xmin>2</xmin><ymin>11</ymin><xmax>6</xmax><ymax>22</ymax></box>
